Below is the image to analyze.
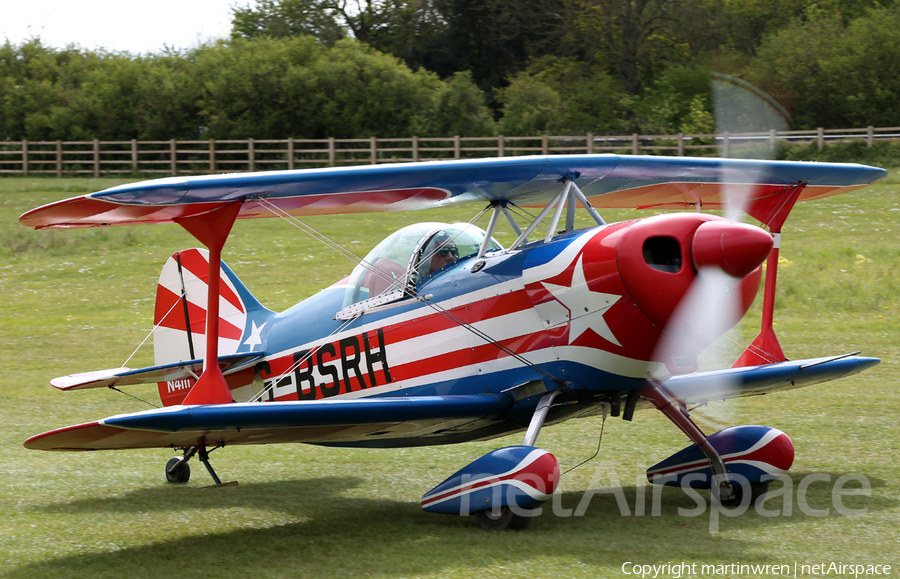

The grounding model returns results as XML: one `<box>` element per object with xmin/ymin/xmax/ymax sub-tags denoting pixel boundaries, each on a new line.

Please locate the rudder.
<box><xmin>153</xmin><ymin>248</ymin><xmax>273</xmax><ymax>405</ymax></box>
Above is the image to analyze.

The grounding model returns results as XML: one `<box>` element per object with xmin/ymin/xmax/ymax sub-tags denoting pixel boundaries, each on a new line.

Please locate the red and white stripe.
<box><xmin>153</xmin><ymin>248</ymin><xmax>247</xmax><ymax>366</ymax></box>
<box><xmin>261</xmin><ymin>232</ymin><xmax>662</xmax><ymax>400</ymax></box>
<box><xmin>420</xmin><ymin>449</ymin><xmax>559</xmax><ymax>509</ymax></box>
<box><xmin>646</xmin><ymin>428</ymin><xmax>794</xmax><ymax>481</ymax></box>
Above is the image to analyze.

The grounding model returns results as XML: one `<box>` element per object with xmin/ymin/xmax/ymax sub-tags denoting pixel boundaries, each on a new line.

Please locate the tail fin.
<box><xmin>153</xmin><ymin>248</ymin><xmax>273</xmax><ymax>406</ymax></box>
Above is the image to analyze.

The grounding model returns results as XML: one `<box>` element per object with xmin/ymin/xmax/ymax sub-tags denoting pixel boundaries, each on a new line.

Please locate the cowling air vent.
<box><xmin>642</xmin><ymin>237</ymin><xmax>682</xmax><ymax>273</ymax></box>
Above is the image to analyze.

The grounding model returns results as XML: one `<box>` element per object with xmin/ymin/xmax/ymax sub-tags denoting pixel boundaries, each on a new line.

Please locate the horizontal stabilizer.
<box><xmin>24</xmin><ymin>394</ymin><xmax>512</xmax><ymax>451</ymax></box>
<box><xmin>51</xmin><ymin>353</ymin><xmax>265</xmax><ymax>391</ymax></box>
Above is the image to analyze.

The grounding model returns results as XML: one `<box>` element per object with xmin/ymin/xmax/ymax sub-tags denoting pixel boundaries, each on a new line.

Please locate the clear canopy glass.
<box><xmin>341</xmin><ymin>222</ymin><xmax>501</xmax><ymax>307</ymax></box>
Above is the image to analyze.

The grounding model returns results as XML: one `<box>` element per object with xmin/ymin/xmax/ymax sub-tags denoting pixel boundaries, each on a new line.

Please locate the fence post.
<box><xmin>56</xmin><ymin>140</ymin><xmax>63</xmax><ymax>177</ymax></box>
<box><xmin>248</xmin><ymin>138</ymin><xmax>255</xmax><ymax>172</ymax></box>
<box><xmin>412</xmin><ymin>136</ymin><xmax>419</xmax><ymax>162</ymax></box>
<box><xmin>328</xmin><ymin>137</ymin><xmax>336</xmax><ymax>167</ymax></box>
<box><xmin>677</xmin><ymin>133</ymin><xmax>684</xmax><ymax>157</ymax></box>
<box><xmin>586</xmin><ymin>133</ymin><xmax>594</xmax><ymax>154</ymax></box>
<box><xmin>93</xmin><ymin>139</ymin><xmax>100</xmax><ymax>177</ymax></box>
<box><xmin>170</xmin><ymin>139</ymin><xmax>177</xmax><ymax>175</ymax></box>
<box><xmin>867</xmin><ymin>126</ymin><xmax>874</xmax><ymax>147</ymax></box>
<box><xmin>209</xmin><ymin>139</ymin><xmax>216</xmax><ymax>174</ymax></box>
<box><xmin>22</xmin><ymin>140</ymin><xmax>28</xmax><ymax>176</ymax></box>
<box><xmin>131</xmin><ymin>139</ymin><xmax>138</xmax><ymax>174</ymax></box>
<box><xmin>769</xmin><ymin>129</ymin><xmax>777</xmax><ymax>155</ymax></box>
<box><xmin>542</xmin><ymin>134</ymin><xmax>549</xmax><ymax>155</ymax></box>
<box><xmin>498</xmin><ymin>135</ymin><xmax>505</xmax><ymax>157</ymax></box>
<box><xmin>817</xmin><ymin>127</ymin><xmax>824</xmax><ymax>151</ymax></box>
<box><xmin>722</xmin><ymin>131</ymin><xmax>730</xmax><ymax>157</ymax></box>
<box><xmin>454</xmin><ymin>135</ymin><xmax>461</xmax><ymax>159</ymax></box>
<box><xmin>370</xmin><ymin>137</ymin><xmax>377</xmax><ymax>164</ymax></box>
<box><xmin>632</xmin><ymin>134</ymin><xmax>639</xmax><ymax>155</ymax></box>
<box><xmin>288</xmin><ymin>137</ymin><xmax>295</xmax><ymax>170</ymax></box>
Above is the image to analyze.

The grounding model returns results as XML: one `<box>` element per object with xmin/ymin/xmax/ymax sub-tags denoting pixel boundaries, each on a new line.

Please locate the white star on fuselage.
<box><xmin>541</xmin><ymin>255</ymin><xmax>622</xmax><ymax>346</ymax></box>
<box><xmin>243</xmin><ymin>320</ymin><xmax>266</xmax><ymax>349</ymax></box>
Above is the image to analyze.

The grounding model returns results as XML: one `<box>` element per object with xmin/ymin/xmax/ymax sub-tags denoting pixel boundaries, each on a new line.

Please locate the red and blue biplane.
<box><xmin>20</xmin><ymin>155</ymin><xmax>884</xmax><ymax>530</ymax></box>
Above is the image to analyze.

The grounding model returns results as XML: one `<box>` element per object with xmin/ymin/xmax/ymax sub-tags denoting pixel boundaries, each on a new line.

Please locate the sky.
<box><xmin>2</xmin><ymin>0</ymin><xmax>237</xmax><ymax>54</ymax></box>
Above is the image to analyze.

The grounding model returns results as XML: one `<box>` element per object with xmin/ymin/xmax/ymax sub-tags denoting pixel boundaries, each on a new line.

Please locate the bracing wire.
<box><xmin>720</xmin><ymin>329</ymin><xmax>782</xmax><ymax>364</ymax></box>
<box><xmin>121</xmin><ymin>290</ymin><xmax>187</xmax><ymax>368</ymax></box>
<box><xmin>414</xmin><ymin>295</ymin><xmax>565</xmax><ymax>387</ymax></box>
<box><xmin>111</xmin><ymin>196</ymin><xmax>566</xmax><ymax>407</ymax></box>
<box><xmin>561</xmin><ymin>404</ymin><xmax>608</xmax><ymax>476</ymax></box>
<box><xmin>253</xmin><ymin>198</ymin><xmax>566</xmax><ymax>392</ymax></box>
<box><xmin>109</xmin><ymin>386</ymin><xmax>160</xmax><ymax>408</ymax></box>
<box><xmin>249</xmin><ymin>312</ymin><xmax>363</xmax><ymax>403</ymax></box>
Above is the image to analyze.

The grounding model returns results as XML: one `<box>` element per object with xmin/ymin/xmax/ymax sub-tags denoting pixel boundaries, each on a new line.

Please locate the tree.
<box><xmin>496</xmin><ymin>75</ymin><xmax>565</xmax><ymax>136</ymax></box>
<box><xmin>567</xmin><ymin>0</ymin><xmax>683</xmax><ymax>99</ymax></box>
<box><xmin>231</xmin><ymin>0</ymin><xmax>346</xmax><ymax>44</ymax></box>
<box><xmin>410</xmin><ymin>71</ymin><xmax>496</xmax><ymax>137</ymax></box>
<box><xmin>819</xmin><ymin>4</ymin><xmax>900</xmax><ymax>127</ymax></box>
<box><xmin>192</xmin><ymin>37</ymin><xmax>442</xmax><ymax>139</ymax></box>
<box><xmin>631</xmin><ymin>66</ymin><xmax>711</xmax><ymax>133</ymax></box>
<box><xmin>744</xmin><ymin>6</ymin><xmax>845</xmax><ymax>128</ymax></box>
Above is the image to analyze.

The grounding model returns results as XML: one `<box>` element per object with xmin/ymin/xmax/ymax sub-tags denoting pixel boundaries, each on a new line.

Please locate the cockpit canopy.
<box><xmin>342</xmin><ymin>222</ymin><xmax>502</xmax><ymax>308</ymax></box>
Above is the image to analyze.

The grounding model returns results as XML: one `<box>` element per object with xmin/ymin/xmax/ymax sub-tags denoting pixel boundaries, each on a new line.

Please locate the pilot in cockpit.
<box><xmin>418</xmin><ymin>231</ymin><xmax>459</xmax><ymax>280</ymax></box>
<box><xmin>341</xmin><ymin>222</ymin><xmax>499</xmax><ymax>309</ymax></box>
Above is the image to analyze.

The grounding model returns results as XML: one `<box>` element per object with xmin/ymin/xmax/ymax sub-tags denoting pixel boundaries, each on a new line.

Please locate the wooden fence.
<box><xmin>1</xmin><ymin>126</ymin><xmax>897</xmax><ymax>177</ymax></box>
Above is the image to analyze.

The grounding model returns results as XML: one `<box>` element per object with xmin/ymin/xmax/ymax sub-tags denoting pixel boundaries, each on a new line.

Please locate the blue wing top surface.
<box><xmin>20</xmin><ymin>155</ymin><xmax>887</xmax><ymax>229</ymax></box>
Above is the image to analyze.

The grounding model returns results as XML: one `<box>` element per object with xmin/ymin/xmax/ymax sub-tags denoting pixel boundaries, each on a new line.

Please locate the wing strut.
<box><xmin>734</xmin><ymin>181</ymin><xmax>807</xmax><ymax>367</ymax></box>
<box><xmin>173</xmin><ymin>200</ymin><xmax>244</xmax><ymax>405</ymax></box>
<box><xmin>509</xmin><ymin>177</ymin><xmax>606</xmax><ymax>251</ymax></box>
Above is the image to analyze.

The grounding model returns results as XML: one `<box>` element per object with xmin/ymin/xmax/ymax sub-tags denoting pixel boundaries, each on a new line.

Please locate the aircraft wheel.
<box><xmin>719</xmin><ymin>481</ymin><xmax>770</xmax><ymax>508</ymax></box>
<box><xmin>165</xmin><ymin>457</ymin><xmax>191</xmax><ymax>484</ymax></box>
<box><xmin>474</xmin><ymin>507</ymin><xmax>531</xmax><ymax>531</ymax></box>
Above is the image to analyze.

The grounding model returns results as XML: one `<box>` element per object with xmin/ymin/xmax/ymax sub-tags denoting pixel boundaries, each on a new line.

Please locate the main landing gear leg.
<box><xmin>475</xmin><ymin>390</ymin><xmax>562</xmax><ymax>532</ymax></box>
<box><xmin>165</xmin><ymin>445</ymin><xmax>238</xmax><ymax>488</ymax></box>
<box><xmin>522</xmin><ymin>390</ymin><xmax>561</xmax><ymax>447</ymax></box>
<box><xmin>166</xmin><ymin>446</ymin><xmax>197</xmax><ymax>483</ymax></box>
<box><xmin>643</xmin><ymin>383</ymin><xmax>736</xmax><ymax>503</ymax></box>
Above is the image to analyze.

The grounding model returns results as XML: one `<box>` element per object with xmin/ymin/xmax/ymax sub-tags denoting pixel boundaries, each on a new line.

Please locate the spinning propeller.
<box><xmin>648</xmin><ymin>210</ymin><xmax>773</xmax><ymax>422</ymax></box>
<box><xmin>646</xmin><ymin>76</ymin><xmax>791</xmax><ymax>419</ymax></box>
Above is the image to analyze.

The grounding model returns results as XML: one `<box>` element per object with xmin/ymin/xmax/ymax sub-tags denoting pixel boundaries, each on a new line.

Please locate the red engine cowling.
<box><xmin>614</xmin><ymin>213</ymin><xmax>772</xmax><ymax>369</ymax></box>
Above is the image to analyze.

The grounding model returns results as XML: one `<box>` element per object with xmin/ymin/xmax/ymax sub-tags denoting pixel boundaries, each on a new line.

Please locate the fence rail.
<box><xmin>1</xmin><ymin>127</ymin><xmax>897</xmax><ymax>177</ymax></box>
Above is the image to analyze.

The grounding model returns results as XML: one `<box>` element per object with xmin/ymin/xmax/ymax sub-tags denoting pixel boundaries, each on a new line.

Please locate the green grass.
<box><xmin>1</xmin><ymin>176</ymin><xmax>898</xmax><ymax>578</ymax></box>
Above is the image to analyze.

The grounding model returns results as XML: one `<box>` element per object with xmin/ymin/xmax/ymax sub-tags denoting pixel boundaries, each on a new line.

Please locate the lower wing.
<box><xmin>25</xmin><ymin>354</ymin><xmax>879</xmax><ymax>452</ymax></box>
<box><xmin>661</xmin><ymin>353</ymin><xmax>880</xmax><ymax>407</ymax></box>
<box><xmin>24</xmin><ymin>394</ymin><xmax>513</xmax><ymax>451</ymax></box>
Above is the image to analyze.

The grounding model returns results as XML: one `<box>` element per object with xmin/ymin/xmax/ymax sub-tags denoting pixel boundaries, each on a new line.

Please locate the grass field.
<box><xmin>1</xmin><ymin>173</ymin><xmax>898</xmax><ymax>579</ymax></box>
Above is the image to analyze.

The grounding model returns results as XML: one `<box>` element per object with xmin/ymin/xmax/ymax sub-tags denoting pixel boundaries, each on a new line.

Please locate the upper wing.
<box><xmin>23</xmin><ymin>394</ymin><xmax>513</xmax><ymax>451</ymax></box>
<box><xmin>661</xmin><ymin>354</ymin><xmax>880</xmax><ymax>407</ymax></box>
<box><xmin>20</xmin><ymin>155</ymin><xmax>886</xmax><ymax>229</ymax></box>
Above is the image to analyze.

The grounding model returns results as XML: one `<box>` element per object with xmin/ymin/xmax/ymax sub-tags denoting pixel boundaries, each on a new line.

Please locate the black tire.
<box><xmin>719</xmin><ymin>481</ymin><xmax>770</xmax><ymax>508</ymax></box>
<box><xmin>474</xmin><ymin>507</ymin><xmax>532</xmax><ymax>531</ymax></box>
<box><xmin>165</xmin><ymin>457</ymin><xmax>191</xmax><ymax>484</ymax></box>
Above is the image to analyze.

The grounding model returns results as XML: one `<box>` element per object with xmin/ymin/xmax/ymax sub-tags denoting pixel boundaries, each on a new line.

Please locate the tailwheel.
<box><xmin>165</xmin><ymin>456</ymin><xmax>191</xmax><ymax>483</ymax></box>
<box><xmin>474</xmin><ymin>507</ymin><xmax>532</xmax><ymax>531</ymax></box>
<box><xmin>719</xmin><ymin>481</ymin><xmax>770</xmax><ymax>508</ymax></box>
